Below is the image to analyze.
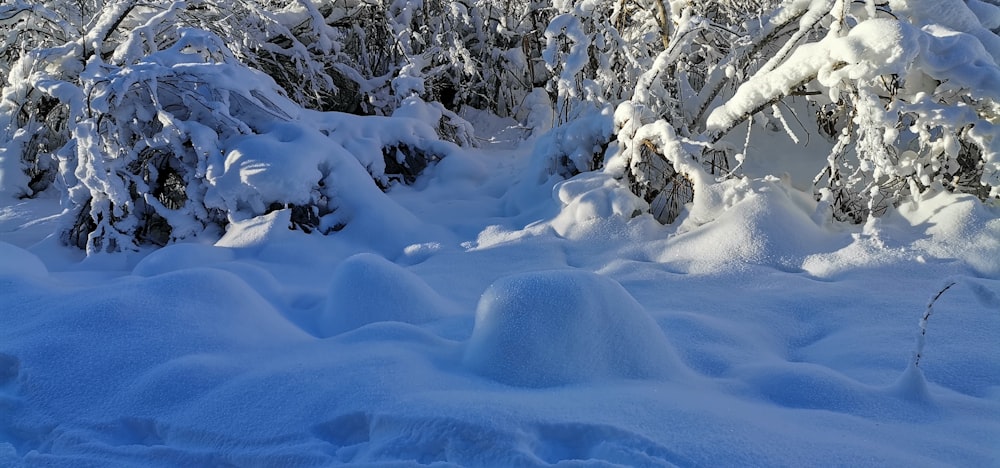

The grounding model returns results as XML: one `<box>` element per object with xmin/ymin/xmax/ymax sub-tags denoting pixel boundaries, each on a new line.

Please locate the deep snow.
<box><xmin>1</xmin><ymin>112</ymin><xmax>999</xmax><ymax>467</ymax></box>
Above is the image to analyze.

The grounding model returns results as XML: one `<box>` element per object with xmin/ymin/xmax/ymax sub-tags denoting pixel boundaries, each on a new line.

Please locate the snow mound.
<box><xmin>0</xmin><ymin>241</ymin><xmax>47</xmax><ymax>278</ymax></box>
<box><xmin>210</xmin><ymin>121</ymin><xmax>331</xmax><ymax>216</ymax></box>
<box><xmin>215</xmin><ymin>209</ymin><xmax>301</xmax><ymax>249</ymax></box>
<box><xmin>0</xmin><ymin>269</ymin><xmax>310</xmax><ymax>417</ymax></box>
<box><xmin>463</xmin><ymin>269</ymin><xmax>684</xmax><ymax>387</ymax></box>
<box><xmin>662</xmin><ymin>177</ymin><xmax>843</xmax><ymax>274</ymax></box>
<box><xmin>801</xmin><ymin>235</ymin><xmax>909</xmax><ymax>279</ymax></box>
<box><xmin>549</xmin><ymin>172</ymin><xmax>648</xmax><ymax>239</ymax></box>
<box><xmin>320</xmin><ymin>253</ymin><xmax>458</xmax><ymax>336</ymax></box>
<box><xmin>903</xmin><ymin>192</ymin><xmax>1000</xmax><ymax>277</ymax></box>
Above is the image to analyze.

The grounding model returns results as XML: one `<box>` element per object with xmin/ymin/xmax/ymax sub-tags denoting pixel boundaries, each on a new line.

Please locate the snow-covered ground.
<box><xmin>1</xmin><ymin>113</ymin><xmax>999</xmax><ymax>466</ymax></box>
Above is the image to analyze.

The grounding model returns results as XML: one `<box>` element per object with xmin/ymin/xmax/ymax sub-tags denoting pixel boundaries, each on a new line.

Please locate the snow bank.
<box><xmin>2</xmin><ymin>135</ymin><xmax>999</xmax><ymax>465</ymax></box>
<box><xmin>801</xmin><ymin>235</ymin><xmax>909</xmax><ymax>279</ymax></box>
<box><xmin>798</xmin><ymin>190</ymin><xmax>1000</xmax><ymax>278</ymax></box>
<box><xmin>320</xmin><ymin>253</ymin><xmax>458</xmax><ymax>336</ymax></box>
<box><xmin>463</xmin><ymin>269</ymin><xmax>685</xmax><ymax>387</ymax></box>
<box><xmin>207</xmin><ymin>113</ymin><xmax>450</xmax><ymax>240</ymax></box>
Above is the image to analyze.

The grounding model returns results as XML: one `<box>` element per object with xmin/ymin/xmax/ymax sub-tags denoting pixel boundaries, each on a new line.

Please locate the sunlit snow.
<box><xmin>2</xmin><ymin>112</ymin><xmax>998</xmax><ymax>465</ymax></box>
<box><xmin>2</xmin><ymin>0</ymin><xmax>1000</xmax><ymax>466</ymax></box>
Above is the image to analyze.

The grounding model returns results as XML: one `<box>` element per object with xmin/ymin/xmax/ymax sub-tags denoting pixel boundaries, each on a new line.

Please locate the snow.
<box><xmin>321</xmin><ymin>253</ymin><xmax>460</xmax><ymax>336</ymax></box>
<box><xmin>3</xmin><ymin>120</ymin><xmax>999</xmax><ymax>465</ymax></box>
<box><xmin>899</xmin><ymin>191</ymin><xmax>1000</xmax><ymax>277</ymax></box>
<box><xmin>915</xmin><ymin>25</ymin><xmax>1000</xmax><ymax>102</ymax></box>
<box><xmin>464</xmin><ymin>269</ymin><xmax>687</xmax><ymax>387</ymax></box>
<box><xmin>0</xmin><ymin>242</ymin><xmax>46</xmax><ymax>278</ymax></box>
<box><xmin>211</xmin><ymin>122</ymin><xmax>332</xmax><ymax>217</ymax></box>
<box><xmin>889</xmin><ymin>0</ymin><xmax>1000</xmax><ymax>64</ymax></box>
<box><xmin>2</xmin><ymin>26</ymin><xmax>1000</xmax><ymax>468</ymax></box>
<box><xmin>662</xmin><ymin>176</ymin><xmax>844</xmax><ymax>274</ymax></box>
<box><xmin>707</xmin><ymin>11</ymin><xmax>1000</xmax><ymax>134</ymax></box>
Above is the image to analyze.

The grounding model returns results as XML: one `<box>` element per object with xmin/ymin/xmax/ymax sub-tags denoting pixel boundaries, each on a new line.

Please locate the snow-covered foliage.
<box><xmin>0</xmin><ymin>0</ymin><xmax>470</xmax><ymax>252</ymax></box>
<box><xmin>2</xmin><ymin>0</ymin><xmax>1000</xmax><ymax>253</ymax></box>
<box><xmin>608</xmin><ymin>0</ymin><xmax>1000</xmax><ymax>224</ymax></box>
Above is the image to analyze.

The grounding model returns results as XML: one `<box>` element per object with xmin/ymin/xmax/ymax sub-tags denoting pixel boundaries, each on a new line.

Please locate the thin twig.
<box><xmin>914</xmin><ymin>280</ymin><xmax>957</xmax><ymax>367</ymax></box>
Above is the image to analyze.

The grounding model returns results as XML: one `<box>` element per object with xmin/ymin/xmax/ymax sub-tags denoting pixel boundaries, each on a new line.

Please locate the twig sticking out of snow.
<box><xmin>914</xmin><ymin>280</ymin><xmax>957</xmax><ymax>368</ymax></box>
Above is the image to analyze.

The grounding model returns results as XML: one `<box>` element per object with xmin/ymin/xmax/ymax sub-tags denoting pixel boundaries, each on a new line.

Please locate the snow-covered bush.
<box><xmin>0</xmin><ymin>1</ymin><xmax>90</xmax><ymax>198</ymax></box>
<box><xmin>4</xmin><ymin>0</ymin><xmax>1000</xmax><ymax>254</ymax></box>
<box><xmin>515</xmin><ymin>0</ymin><xmax>1000</xmax><ymax>225</ymax></box>
<box><xmin>522</xmin><ymin>0</ymin><xmax>660</xmax><ymax>187</ymax></box>
<box><xmin>613</xmin><ymin>0</ymin><xmax>1000</xmax><ymax>224</ymax></box>
<box><xmin>52</xmin><ymin>26</ymin><xmax>363</xmax><ymax>253</ymax></box>
<box><xmin>61</xmin><ymin>39</ymin><xmax>461</xmax><ymax>252</ymax></box>
<box><xmin>469</xmin><ymin>0</ymin><xmax>552</xmax><ymax>118</ymax></box>
<box><xmin>0</xmin><ymin>0</ymin><xmax>299</xmax><ymax>200</ymax></box>
<box><xmin>0</xmin><ymin>1</ymin><xmax>464</xmax><ymax>253</ymax></box>
<box><xmin>526</xmin><ymin>0</ymin><xmax>779</xmax><ymax>219</ymax></box>
<box><xmin>179</xmin><ymin>0</ymin><xmax>362</xmax><ymax>113</ymax></box>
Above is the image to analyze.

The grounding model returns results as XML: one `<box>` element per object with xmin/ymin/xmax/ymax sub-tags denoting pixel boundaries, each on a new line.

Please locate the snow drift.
<box><xmin>321</xmin><ymin>253</ymin><xmax>459</xmax><ymax>336</ymax></box>
<box><xmin>464</xmin><ymin>269</ymin><xmax>688</xmax><ymax>387</ymax></box>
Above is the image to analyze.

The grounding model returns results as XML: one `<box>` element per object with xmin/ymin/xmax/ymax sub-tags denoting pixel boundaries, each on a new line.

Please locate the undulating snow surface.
<box><xmin>1</xmin><ymin>112</ymin><xmax>999</xmax><ymax>467</ymax></box>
